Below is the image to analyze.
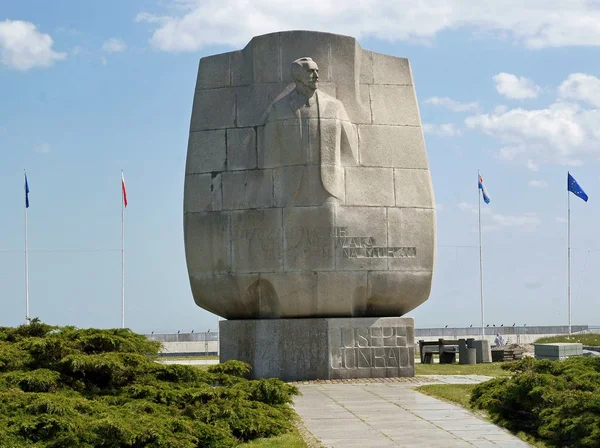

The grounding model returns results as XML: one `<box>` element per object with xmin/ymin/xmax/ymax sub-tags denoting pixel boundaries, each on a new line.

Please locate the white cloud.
<box><xmin>424</xmin><ymin>97</ymin><xmax>479</xmax><ymax>112</ymax></box>
<box><xmin>100</xmin><ymin>56</ymin><xmax>107</xmax><ymax>66</ymax></box>
<box><xmin>527</xmin><ymin>159</ymin><xmax>539</xmax><ymax>172</ymax></box>
<box><xmin>423</xmin><ymin>123</ymin><xmax>462</xmax><ymax>137</ymax></box>
<box><xmin>35</xmin><ymin>143</ymin><xmax>50</xmax><ymax>154</ymax></box>
<box><xmin>135</xmin><ymin>1</ymin><xmax>600</xmax><ymax>52</ymax></box>
<box><xmin>528</xmin><ymin>180</ymin><xmax>548</xmax><ymax>188</ymax></box>
<box><xmin>0</xmin><ymin>20</ymin><xmax>66</xmax><ymax>70</ymax></box>
<box><xmin>458</xmin><ymin>202</ymin><xmax>540</xmax><ymax>231</ymax></box>
<box><xmin>458</xmin><ymin>202</ymin><xmax>491</xmax><ymax>215</ymax></box>
<box><xmin>436</xmin><ymin>203</ymin><xmax>445</xmax><ymax>211</ymax></box>
<box><xmin>489</xmin><ymin>212</ymin><xmax>541</xmax><ymax>232</ymax></box>
<box><xmin>464</xmin><ymin>95</ymin><xmax>600</xmax><ymax>165</ymax></box>
<box><xmin>556</xmin><ymin>216</ymin><xmax>568</xmax><ymax>224</ymax></box>
<box><xmin>558</xmin><ymin>73</ymin><xmax>600</xmax><ymax>108</ymax></box>
<box><xmin>493</xmin><ymin>73</ymin><xmax>540</xmax><ymax>99</ymax></box>
<box><xmin>102</xmin><ymin>38</ymin><xmax>126</xmax><ymax>53</ymax></box>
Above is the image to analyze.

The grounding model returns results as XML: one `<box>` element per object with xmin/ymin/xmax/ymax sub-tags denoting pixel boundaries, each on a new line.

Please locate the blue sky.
<box><xmin>2</xmin><ymin>1</ymin><xmax>600</xmax><ymax>333</ymax></box>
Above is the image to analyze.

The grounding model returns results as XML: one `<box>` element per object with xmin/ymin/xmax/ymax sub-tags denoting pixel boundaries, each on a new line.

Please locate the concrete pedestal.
<box><xmin>473</xmin><ymin>340</ymin><xmax>492</xmax><ymax>363</ymax></box>
<box><xmin>220</xmin><ymin>317</ymin><xmax>415</xmax><ymax>381</ymax></box>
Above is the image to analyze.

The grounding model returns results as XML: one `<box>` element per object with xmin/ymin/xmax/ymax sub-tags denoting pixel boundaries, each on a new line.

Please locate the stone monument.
<box><xmin>184</xmin><ymin>31</ymin><xmax>435</xmax><ymax>381</ymax></box>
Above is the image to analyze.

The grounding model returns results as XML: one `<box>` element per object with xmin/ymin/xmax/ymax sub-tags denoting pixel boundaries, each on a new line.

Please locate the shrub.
<box><xmin>471</xmin><ymin>357</ymin><xmax>600</xmax><ymax>447</ymax></box>
<box><xmin>0</xmin><ymin>321</ymin><xmax>299</xmax><ymax>447</ymax></box>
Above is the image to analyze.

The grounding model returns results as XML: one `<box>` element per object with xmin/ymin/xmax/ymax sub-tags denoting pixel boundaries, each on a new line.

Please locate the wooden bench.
<box><xmin>418</xmin><ymin>339</ymin><xmax>461</xmax><ymax>364</ymax></box>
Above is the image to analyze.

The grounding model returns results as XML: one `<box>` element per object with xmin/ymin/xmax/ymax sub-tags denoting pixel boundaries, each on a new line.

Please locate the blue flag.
<box><xmin>567</xmin><ymin>172</ymin><xmax>588</xmax><ymax>202</ymax></box>
<box><xmin>25</xmin><ymin>173</ymin><xmax>30</xmax><ymax>208</ymax></box>
<box><xmin>478</xmin><ymin>173</ymin><xmax>490</xmax><ymax>204</ymax></box>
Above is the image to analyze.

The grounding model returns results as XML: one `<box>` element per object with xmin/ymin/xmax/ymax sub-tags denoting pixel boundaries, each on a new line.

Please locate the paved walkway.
<box><xmin>293</xmin><ymin>376</ymin><xmax>532</xmax><ymax>448</ymax></box>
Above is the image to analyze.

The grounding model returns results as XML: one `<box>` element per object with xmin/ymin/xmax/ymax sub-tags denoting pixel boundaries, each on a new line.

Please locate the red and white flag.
<box><xmin>121</xmin><ymin>171</ymin><xmax>128</xmax><ymax>208</ymax></box>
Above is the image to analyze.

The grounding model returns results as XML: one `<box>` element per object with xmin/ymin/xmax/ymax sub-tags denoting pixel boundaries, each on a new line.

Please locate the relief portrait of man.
<box><xmin>262</xmin><ymin>57</ymin><xmax>358</xmax><ymax>206</ymax></box>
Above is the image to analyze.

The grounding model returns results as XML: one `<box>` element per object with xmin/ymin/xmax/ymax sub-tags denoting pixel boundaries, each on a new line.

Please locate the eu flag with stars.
<box><xmin>25</xmin><ymin>173</ymin><xmax>30</xmax><ymax>208</ymax></box>
<box><xmin>568</xmin><ymin>172</ymin><xmax>588</xmax><ymax>202</ymax></box>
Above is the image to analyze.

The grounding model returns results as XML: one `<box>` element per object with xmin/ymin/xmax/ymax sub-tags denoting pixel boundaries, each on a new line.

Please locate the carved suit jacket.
<box><xmin>262</xmin><ymin>88</ymin><xmax>358</xmax><ymax>202</ymax></box>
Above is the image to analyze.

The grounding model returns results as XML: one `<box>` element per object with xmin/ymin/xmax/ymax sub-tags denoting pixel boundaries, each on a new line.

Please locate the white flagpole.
<box><xmin>478</xmin><ymin>170</ymin><xmax>485</xmax><ymax>341</ymax></box>
<box><xmin>121</xmin><ymin>170</ymin><xmax>125</xmax><ymax>329</ymax></box>
<box><xmin>24</xmin><ymin>170</ymin><xmax>30</xmax><ymax>325</ymax></box>
<box><xmin>567</xmin><ymin>173</ymin><xmax>571</xmax><ymax>335</ymax></box>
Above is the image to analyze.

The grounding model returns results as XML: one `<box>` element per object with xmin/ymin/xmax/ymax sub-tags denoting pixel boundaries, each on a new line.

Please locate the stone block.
<box><xmin>186</xmin><ymin>130</ymin><xmax>227</xmax><ymax>174</ymax></box>
<box><xmin>197</xmin><ymin>52</ymin><xmax>231</xmax><ymax>89</ymax></box>
<box><xmin>260</xmin><ymin>272</ymin><xmax>318</xmax><ymax>317</ymax></box>
<box><xmin>230</xmin><ymin>49</ymin><xmax>253</xmax><ymax>86</ymax></box>
<box><xmin>367</xmin><ymin>271</ymin><xmax>432</xmax><ymax>316</ymax></box>
<box><xmin>219</xmin><ymin>317</ymin><xmax>415</xmax><ymax>381</ymax></box>
<box><xmin>190</xmin><ymin>88</ymin><xmax>236</xmax><ymax>131</ymax></box>
<box><xmin>231</xmin><ymin>209</ymin><xmax>283</xmax><ymax>273</ymax></box>
<box><xmin>274</xmin><ymin>165</ymin><xmax>334</xmax><ymax>207</ymax></box>
<box><xmin>394</xmin><ymin>169</ymin><xmax>435</xmax><ymax>208</ymax></box>
<box><xmin>534</xmin><ymin>343</ymin><xmax>583</xmax><ymax>360</ymax></box>
<box><xmin>317</xmin><ymin>271</ymin><xmax>367</xmax><ymax>317</ymax></box>
<box><xmin>283</xmin><ymin>206</ymin><xmax>335</xmax><ymax>271</ymax></box>
<box><xmin>184</xmin><ymin>212</ymin><xmax>230</xmax><ymax>275</ymax></box>
<box><xmin>222</xmin><ymin>170</ymin><xmax>273</xmax><ymax>210</ymax></box>
<box><xmin>189</xmin><ymin>273</ymin><xmax>259</xmax><ymax>318</ymax></box>
<box><xmin>236</xmin><ymin>82</ymin><xmax>290</xmax><ymax>127</ymax></box>
<box><xmin>360</xmin><ymin>50</ymin><xmax>374</xmax><ymax>84</ymax></box>
<box><xmin>370</xmin><ymin>85</ymin><xmax>421</xmax><ymax>126</ymax></box>
<box><xmin>227</xmin><ymin>128</ymin><xmax>256</xmax><ymax>170</ymax></box>
<box><xmin>251</xmin><ymin>33</ymin><xmax>282</xmax><ymax>83</ymax></box>
<box><xmin>358</xmin><ymin>125</ymin><xmax>428</xmax><ymax>168</ymax></box>
<box><xmin>473</xmin><ymin>340</ymin><xmax>492</xmax><ymax>363</ymax></box>
<box><xmin>371</xmin><ymin>52</ymin><xmax>412</xmax><ymax>85</ymax></box>
<box><xmin>387</xmin><ymin>207</ymin><xmax>435</xmax><ymax>271</ymax></box>
<box><xmin>334</xmin><ymin>207</ymin><xmax>388</xmax><ymax>271</ymax></box>
<box><xmin>184</xmin><ymin>173</ymin><xmax>222</xmax><ymax>212</ymax></box>
<box><xmin>345</xmin><ymin>167</ymin><xmax>395</xmax><ymax>206</ymax></box>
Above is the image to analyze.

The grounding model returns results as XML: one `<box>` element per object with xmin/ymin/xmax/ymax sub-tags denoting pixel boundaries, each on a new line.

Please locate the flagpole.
<box><xmin>567</xmin><ymin>173</ymin><xmax>571</xmax><ymax>335</ymax></box>
<box><xmin>24</xmin><ymin>170</ymin><xmax>30</xmax><ymax>325</ymax></box>
<box><xmin>478</xmin><ymin>170</ymin><xmax>485</xmax><ymax>341</ymax></box>
<box><xmin>121</xmin><ymin>170</ymin><xmax>125</xmax><ymax>329</ymax></box>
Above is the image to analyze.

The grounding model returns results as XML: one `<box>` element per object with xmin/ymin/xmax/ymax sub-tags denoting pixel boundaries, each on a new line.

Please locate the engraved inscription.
<box><xmin>237</xmin><ymin>224</ymin><xmax>416</xmax><ymax>259</ymax></box>
<box><xmin>333</xmin><ymin>227</ymin><xmax>416</xmax><ymax>259</ymax></box>
<box><xmin>331</xmin><ymin>326</ymin><xmax>410</xmax><ymax>370</ymax></box>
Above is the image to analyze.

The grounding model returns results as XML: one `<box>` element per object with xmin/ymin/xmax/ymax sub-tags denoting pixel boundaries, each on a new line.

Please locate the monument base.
<box><xmin>219</xmin><ymin>317</ymin><xmax>414</xmax><ymax>381</ymax></box>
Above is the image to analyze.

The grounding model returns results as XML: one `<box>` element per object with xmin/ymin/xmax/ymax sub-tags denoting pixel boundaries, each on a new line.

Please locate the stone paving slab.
<box><xmin>293</xmin><ymin>376</ymin><xmax>532</xmax><ymax>448</ymax></box>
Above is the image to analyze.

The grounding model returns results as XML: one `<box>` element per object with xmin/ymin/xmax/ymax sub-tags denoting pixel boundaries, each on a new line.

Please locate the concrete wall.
<box><xmin>144</xmin><ymin>325</ymin><xmax>590</xmax><ymax>357</ymax></box>
<box><xmin>144</xmin><ymin>333</ymin><xmax>219</xmax><ymax>357</ymax></box>
<box><xmin>415</xmin><ymin>326</ymin><xmax>589</xmax><ymax>345</ymax></box>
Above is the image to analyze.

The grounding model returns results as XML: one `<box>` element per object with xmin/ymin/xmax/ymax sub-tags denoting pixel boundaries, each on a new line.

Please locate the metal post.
<box><xmin>568</xmin><ymin>182</ymin><xmax>571</xmax><ymax>335</ymax></box>
<box><xmin>24</xmin><ymin>171</ymin><xmax>29</xmax><ymax>325</ymax></box>
<box><xmin>478</xmin><ymin>170</ymin><xmax>485</xmax><ymax>341</ymax></box>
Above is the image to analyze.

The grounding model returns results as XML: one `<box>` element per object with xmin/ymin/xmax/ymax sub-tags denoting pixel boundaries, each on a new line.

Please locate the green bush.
<box><xmin>471</xmin><ymin>357</ymin><xmax>600</xmax><ymax>447</ymax></box>
<box><xmin>0</xmin><ymin>320</ymin><xmax>299</xmax><ymax>447</ymax></box>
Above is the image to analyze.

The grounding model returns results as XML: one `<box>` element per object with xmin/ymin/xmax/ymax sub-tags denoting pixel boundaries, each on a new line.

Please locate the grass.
<box><xmin>417</xmin><ymin>383</ymin><xmax>549</xmax><ymax>448</ymax></box>
<box><xmin>418</xmin><ymin>383</ymin><xmax>475</xmax><ymax>408</ymax></box>
<box><xmin>240</xmin><ymin>422</ymin><xmax>320</xmax><ymax>447</ymax></box>
<box><xmin>416</xmin><ymin>362</ymin><xmax>511</xmax><ymax>376</ymax></box>
<box><xmin>240</xmin><ymin>431</ymin><xmax>308</xmax><ymax>447</ymax></box>
<box><xmin>535</xmin><ymin>333</ymin><xmax>600</xmax><ymax>346</ymax></box>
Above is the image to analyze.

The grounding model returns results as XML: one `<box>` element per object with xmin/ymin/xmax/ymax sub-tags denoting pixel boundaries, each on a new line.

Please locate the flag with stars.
<box><xmin>568</xmin><ymin>172</ymin><xmax>588</xmax><ymax>202</ymax></box>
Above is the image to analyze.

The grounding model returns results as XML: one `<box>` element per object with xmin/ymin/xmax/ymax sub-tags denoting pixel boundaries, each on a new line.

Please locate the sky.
<box><xmin>2</xmin><ymin>0</ymin><xmax>600</xmax><ymax>333</ymax></box>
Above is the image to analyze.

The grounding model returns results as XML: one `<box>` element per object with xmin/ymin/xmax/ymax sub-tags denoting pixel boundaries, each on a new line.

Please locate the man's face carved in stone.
<box><xmin>299</xmin><ymin>60</ymin><xmax>319</xmax><ymax>90</ymax></box>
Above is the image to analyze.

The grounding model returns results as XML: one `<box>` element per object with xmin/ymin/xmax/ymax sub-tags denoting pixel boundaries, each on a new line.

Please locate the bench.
<box><xmin>418</xmin><ymin>339</ymin><xmax>461</xmax><ymax>364</ymax></box>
